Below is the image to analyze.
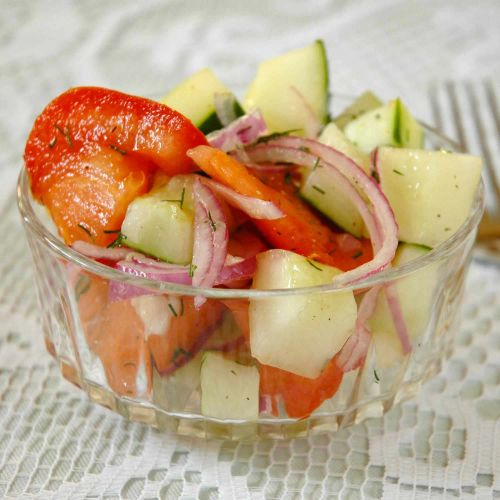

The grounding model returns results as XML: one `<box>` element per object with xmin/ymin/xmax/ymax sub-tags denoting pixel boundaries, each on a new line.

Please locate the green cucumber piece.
<box><xmin>377</xmin><ymin>147</ymin><xmax>482</xmax><ymax>247</ymax></box>
<box><xmin>334</xmin><ymin>91</ymin><xmax>383</xmax><ymax>130</ymax></box>
<box><xmin>369</xmin><ymin>244</ymin><xmax>438</xmax><ymax>368</ymax></box>
<box><xmin>160</xmin><ymin>68</ymin><xmax>244</xmax><ymax>134</ymax></box>
<box><xmin>120</xmin><ymin>176</ymin><xmax>194</xmax><ymax>263</ymax></box>
<box><xmin>244</xmin><ymin>40</ymin><xmax>329</xmax><ymax>134</ymax></box>
<box><xmin>249</xmin><ymin>250</ymin><xmax>357</xmax><ymax>379</ymax></box>
<box><xmin>344</xmin><ymin>98</ymin><xmax>423</xmax><ymax>154</ymax></box>
<box><xmin>300</xmin><ymin>122</ymin><xmax>370</xmax><ymax>237</ymax></box>
<box><xmin>200</xmin><ymin>352</ymin><xmax>259</xmax><ymax>420</ymax></box>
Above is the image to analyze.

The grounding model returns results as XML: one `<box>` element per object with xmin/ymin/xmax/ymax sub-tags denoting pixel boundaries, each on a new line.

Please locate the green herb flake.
<box><xmin>371</xmin><ymin>170</ymin><xmax>380</xmax><ymax>183</ymax></box>
<box><xmin>256</xmin><ymin>129</ymin><xmax>301</xmax><ymax>144</ymax></box>
<box><xmin>75</xmin><ymin>274</ymin><xmax>91</xmax><ymax>301</ymax></box>
<box><xmin>77</xmin><ymin>223</ymin><xmax>93</xmax><ymax>239</ymax></box>
<box><xmin>54</xmin><ymin>124</ymin><xmax>73</xmax><ymax>147</ymax></box>
<box><xmin>168</xmin><ymin>303</ymin><xmax>178</xmax><ymax>317</ymax></box>
<box><xmin>444</xmin><ymin>227</ymin><xmax>451</xmax><ymax>232</ymax></box>
<box><xmin>172</xmin><ymin>348</ymin><xmax>191</xmax><ymax>366</ymax></box>
<box><xmin>312</xmin><ymin>185</ymin><xmax>325</xmax><ymax>194</ymax></box>
<box><xmin>374</xmin><ymin>369</ymin><xmax>380</xmax><ymax>383</ymax></box>
<box><xmin>313</xmin><ymin>157</ymin><xmax>321</xmax><ymax>170</ymax></box>
<box><xmin>48</xmin><ymin>137</ymin><xmax>57</xmax><ymax>148</ymax></box>
<box><xmin>188</xmin><ymin>263</ymin><xmax>197</xmax><ymax>278</ymax></box>
<box><xmin>392</xmin><ymin>169</ymin><xmax>404</xmax><ymax>176</ymax></box>
<box><xmin>375</xmin><ymin>113</ymin><xmax>381</xmax><ymax>120</ymax></box>
<box><xmin>109</xmin><ymin>144</ymin><xmax>127</xmax><ymax>155</ymax></box>
<box><xmin>207</xmin><ymin>211</ymin><xmax>217</xmax><ymax>231</ymax></box>
<box><xmin>352</xmin><ymin>250</ymin><xmax>363</xmax><ymax>259</ymax></box>
<box><xmin>107</xmin><ymin>232</ymin><xmax>127</xmax><ymax>248</ymax></box>
<box><xmin>306</xmin><ymin>259</ymin><xmax>322</xmax><ymax>271</ymax></box>
<box><xmin>163</xmin><ymin>187</ymin><xmax>186</xmax><ymax>209</ymax></box>
<box><xmin>299</xmin><ymin>146</ymin><xmax>311</xmax><ymax>153</ymax></box>
<box><xmin>230</xmin><ymin>369</ymin><xmax>237</xmax><ymax>375</ymax></box>
<box><xmin>103</xmin><ymin>229</ymin><xmax>121</xmax><ymax>234</ymax></box>
<box><xmin>284</xmin><ymin>172</ymin><xmax>293</xmax><ymax>185</ymax></box>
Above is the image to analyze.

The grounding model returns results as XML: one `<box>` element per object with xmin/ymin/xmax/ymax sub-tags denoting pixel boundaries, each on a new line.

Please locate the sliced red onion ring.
<box><xmin>108</xmin><ymin>280</ymin><xmax>157</xmax><ymax>302</ymax></box>
<box><xmin>214</xmin><ymin>256</ymin><xmax>256</xmax><ymax>285</ymax></box>
<box><xmin>115</xmin><ymin>261</ymin><xmax>192</xmax><ymax>284</ymax></box>
<box><xmin>289</xmin><ymin>85</ymin><xmax>322</xmax><ymax>138</ymax></box>
<box><xmin>192</xmin><ymin>178</ymin><xmax>229</xmax><ymax>307</ymax></box>
<box><xmin>259</xmin><ymin>395</ymin><xmax>274</xmax><ymax>414</ymax></box>
<box><xmin>72</xmin><ymin>240</ymin><xmax>132</xmax><ymax>261</ymax></box>
<box><xmin>245</xmin><ymin>137</ymin><xmax>398</xmax><ymax>286</ymax></box>
<box><xmin>202</xmin><ymin>178</ymin><xmax>284</xmax><ymax>220</ymax></box>
<box><xmin>207</xmin><ymin>110</ymin><xmax>267</xmax><ymax>152</ymax></box>
<box><xmin>214</xmin><ymin>92</ymin><xmax>239</xmax><ymax>127</ymax></box>
<box><xmin>337</xmin><ymin>285</ymin><xmax>381</xmax><ymax>372</ymax></box>
<box><xmin>384</xmin><ymin>283</ymin><xmax>412</xmax><ymax>355</ymax></box>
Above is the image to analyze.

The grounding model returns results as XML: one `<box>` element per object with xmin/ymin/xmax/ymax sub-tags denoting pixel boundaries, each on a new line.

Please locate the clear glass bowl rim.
<box><xmin>17</xmin><ymin>122</ymin><xmax>485</xmax><ymax>299</ymax></box>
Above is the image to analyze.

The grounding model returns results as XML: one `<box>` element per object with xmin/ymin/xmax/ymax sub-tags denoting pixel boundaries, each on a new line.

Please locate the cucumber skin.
<box><xmin>198</xmin><ymin>100</ymin><xmax>245</xmax><ymax>134</ymax></box>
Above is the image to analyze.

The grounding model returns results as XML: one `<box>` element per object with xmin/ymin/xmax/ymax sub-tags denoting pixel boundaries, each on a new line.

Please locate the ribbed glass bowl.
<box><xmin>17</xmin><ymin>114</ymin><xmax>484</xmax><ymax>440</ymax></box>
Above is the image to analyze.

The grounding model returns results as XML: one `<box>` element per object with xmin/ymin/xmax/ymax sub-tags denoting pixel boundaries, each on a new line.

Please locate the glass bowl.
<box><xmin>17</xmin><ymin>114</ymin><xmax>484</xmax><ymax>440</ymax></box>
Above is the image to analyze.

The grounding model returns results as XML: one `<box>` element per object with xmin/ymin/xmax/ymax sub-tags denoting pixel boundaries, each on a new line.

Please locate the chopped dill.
<box><xmin>306</xmin><ymin>259</ymin><xmax>322</xmax><ymax>271</ymax></box>
<box><xmin>312</xmin><ymin>185</ymin><xmax>325</xmax><ymax>194</ymax></box>
<box><xmin>77</xmin><ymin>223</ymin><xmax>93</xmax><ymax>239</ymax></box>
<box><xmin>107</xmin><ymin>232</ymin><xmax>127</xmax><ymax>248</ymax></box>
<box><xmin>109</xmin><ymin>144</ymin><xmax>126</xmax><ymax>155</ymax></box>
<box><xmin>207</xmin><ymin>210</ymin><xmax>217</xmax><ymax>231</ymax></box>
<box><xmin>168</xmin><ymin>303</ymin><xmax>178</xmax><ymax>317</ymax></box>
<box><xmin>256</xmin><ymin>129</ymin><xmax>301</xmax><ymax>144</ymax></box>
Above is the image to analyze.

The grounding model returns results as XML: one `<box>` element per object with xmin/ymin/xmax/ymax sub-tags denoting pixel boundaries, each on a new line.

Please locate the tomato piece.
<box><xmin>76</xmin><ymin>274</ymin><xmax>151</xmax><ymax>396</ymax></box>
<box><xmin>259</xmin><ymin>356</ymin><xmax>344</xmax><ymax>419</ymax></box>
<box><xmin>147</xmin><ymin>298</ymin><xmax>225</xmax><ymax>375</ymax></box>
<box><xmin>24</xmin><ymin>87</ymin><xmax>207</xmax><ymax>245</ymax></box>
<box><xmin>188</xmin><ymin>146</ymin><xmax>372</xmax><ymax>271</ymax></box>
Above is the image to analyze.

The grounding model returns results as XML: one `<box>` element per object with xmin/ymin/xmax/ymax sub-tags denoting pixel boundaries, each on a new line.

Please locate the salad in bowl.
<box><xmin>18</xmin><ymin>41</ymin><xmax>483</xmax><ymax>438</ymax></box>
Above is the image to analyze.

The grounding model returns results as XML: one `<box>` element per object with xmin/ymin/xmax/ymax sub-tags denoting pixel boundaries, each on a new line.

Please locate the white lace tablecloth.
<box><xmin>0</xmin><ymin>1</ymin><xmax>499</xmax><ymax>498</ymax></box>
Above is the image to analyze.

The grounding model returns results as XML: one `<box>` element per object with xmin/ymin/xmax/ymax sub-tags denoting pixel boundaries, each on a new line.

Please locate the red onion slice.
<box><xmin>207</xmin><ymin>110</ymin><xmax>267</xmax><ymax>152</ymax></box>
<box><xmin>202</xmin><ymin>178</ymin><xmax>284</xmax><ymax>220</ymax></box>
<box><xmin>215</xmin><ymin>256</ymin><xmax>256</xmax><ymax>285</ymax></box>
<box><xmin>245</xmin><ymin>138</ymin><xmax>398</xmax><ymax>286</ymax></box>
<box><xmin>72</xmin><ymin>240</ymin><xmax>132</xmax><ymax>261</ymax></box>
<box><xmin>337</xmin><ymin>285</ymin><xmax>381</xmax><ymax>372</ymax></box>
<box><xmin>214</xmin><ymin>92</ymin><xmax>239</xmax><ymax>126</ymax></box>
<box><xmin>383</xmin><ymin>282</ymin><xmax>412</xmax><ymax>355</ymax></box>
<box><xmin>192</xmin><ymin>178</ymin><xmax>229</xmax><ymax>307</ymax></box>
<box><xmin>115</xmin><ymin>261</ymin><xmax>192</xmax><ymax>284</ymax></box>
<box><xmin>289</xmin><ymin>85</ymin><xmax>322</xmax><ymax>138</ymax></box>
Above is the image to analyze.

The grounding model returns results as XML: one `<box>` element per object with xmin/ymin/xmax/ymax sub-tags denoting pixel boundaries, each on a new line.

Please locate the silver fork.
<box><xmin>429</xmin><ymin>80</ymin><xmax>500</xmax><ymax>253</ymax></box>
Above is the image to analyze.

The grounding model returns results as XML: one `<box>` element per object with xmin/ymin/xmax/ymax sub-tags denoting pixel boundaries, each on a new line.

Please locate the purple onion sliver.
<box><xmin>72</xmin><ymin>240</ymin><xmax>133</xmax><ymax>261</ymax></box>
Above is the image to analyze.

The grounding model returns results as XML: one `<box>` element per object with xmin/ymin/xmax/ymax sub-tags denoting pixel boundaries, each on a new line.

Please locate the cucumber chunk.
<box><xmin>334</xmin><ymin>91</ymin><xmax>383</xmax><ymax>130</ymax></box>
<box><xmin>369</xmin><ymin>244</ymin><xmax>438</xmax><ymax>368</ymax></box>
<box><xmin>200</xmin><ymin>352</ymin><xmax>259</xmax><ymax>420</ymax></box>
<box><xmin>249</xmin><ymin>250</ymin><xmax>357</xmax><ymax>379</ymax></box>
<box><xmin>344</xmin><ymin>99</ymin><xmax>423</xmax><ymax>154</ymax></box>
<box><xmin>300</xmin><ymin>122</ymin><xmax>370</xmax><ymax>237</ymax></box>
<box><xmin>121</xmin><ymin>176</ymin><xmax>194</xmax><ymax>263</ymax></box>
<box><xmin>377</xmin><ymin>147</ymin><xmax>482</xmax><ymax>247</ymax></box>
<box><xmin>160</xmin><ymin>68</ymin><xmax>244</xmax><ymax>134</ymax></box>
<box><xmin>244</xmin><ymin>40</ymin><xmax>329</xmax><ymax>135</ymax></box>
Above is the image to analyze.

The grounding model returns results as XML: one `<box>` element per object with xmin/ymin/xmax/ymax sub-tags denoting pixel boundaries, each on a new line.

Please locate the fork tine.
<box><xmin>428</xmin><ymin>84</ymin><xmax>443</xmax><ymax>132</ymax></box>
<box><xmin>484</xmin><ymin>80</ymin><xmax>500</xmax><ymax>142</ymax></box>
<box><xmin>445</xmin><ymin>81</ymin><xmax>468</xmax><ymax>152</ymax></box>
<box><xmin>465</xmin><ymin>81</ymin><xmax>500</xmax><ymax>205</ymax></box>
